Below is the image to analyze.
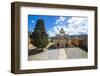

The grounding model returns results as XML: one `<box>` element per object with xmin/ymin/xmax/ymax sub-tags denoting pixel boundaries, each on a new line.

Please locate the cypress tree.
<box><xmin>30</xmin><ymin>19</ymin><xmax>49</xmax><ymax>51</ymax></box>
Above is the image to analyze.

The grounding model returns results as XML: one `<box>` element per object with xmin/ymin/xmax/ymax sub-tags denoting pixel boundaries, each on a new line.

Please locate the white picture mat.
<box><xmin>20</xmin><ymin>6</ymin><xmax>95</xmax><ymax>70</ymax></box>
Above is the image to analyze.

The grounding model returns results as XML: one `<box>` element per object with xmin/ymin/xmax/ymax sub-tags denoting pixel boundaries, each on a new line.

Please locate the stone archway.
<box><xmin>65</xmin><ymin>43</ymin><xmax>68</xmax><ymax>47</ymax></box>
<box><xmin>57</xmin><ymin>42</ymin><xmax>59</xmax><ymax>48</ymax></box>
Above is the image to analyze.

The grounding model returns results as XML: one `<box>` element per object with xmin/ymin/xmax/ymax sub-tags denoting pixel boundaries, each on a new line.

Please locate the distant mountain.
<box><xmin>69</xmin><ymin>34</ymin><xmax>88</xmax><ymax>38</ymax></box>
<box><xmin>49</xmin><ymin>34</ymin><xmax>88</xmax><ymax>39</ymax></box>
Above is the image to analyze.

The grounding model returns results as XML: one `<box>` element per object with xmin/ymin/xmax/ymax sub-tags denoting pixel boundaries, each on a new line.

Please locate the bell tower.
<box><xmin>59</xmin><ymin>28</ymin><xmax>65</xmax><ymax>36</ymax></box>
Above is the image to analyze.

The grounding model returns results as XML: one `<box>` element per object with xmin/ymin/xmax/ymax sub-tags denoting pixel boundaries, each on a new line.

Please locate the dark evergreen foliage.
<box><xmin>30</xmin><ymin>19</ymin><xmax>49</xmax><ymax>51</ymax></box>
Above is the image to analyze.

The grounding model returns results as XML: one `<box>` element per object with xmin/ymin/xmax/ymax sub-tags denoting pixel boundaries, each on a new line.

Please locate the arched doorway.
<box><xmin>65</xmin><ymin>43</ymin><xmax>68</xmax><ymax>47</ymax></box>
<box><xmin>57</xmin><ymin>43</ymin><xmax>59</xmax><ymax>48</ymax></box>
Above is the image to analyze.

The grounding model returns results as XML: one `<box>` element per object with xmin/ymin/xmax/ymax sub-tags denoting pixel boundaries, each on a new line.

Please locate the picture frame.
<box><xmin>11</xmin><ymin>2</ymin><xmax>97</xmax><ymax>74</ymax></box>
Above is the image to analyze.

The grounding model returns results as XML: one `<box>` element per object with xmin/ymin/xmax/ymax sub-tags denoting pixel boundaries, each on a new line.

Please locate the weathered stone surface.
<box><xmin>28</xmin><ymin>47</ymin><xmax>87</xmax><ymax>61</ymax></box>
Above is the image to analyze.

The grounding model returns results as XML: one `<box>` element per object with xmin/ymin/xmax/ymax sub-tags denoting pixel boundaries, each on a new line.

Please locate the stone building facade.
<box><xmin>28</xmin><ymin>28</ymin><xmax>88</xmax><ymax>51</ymax></box>
<box><xmin>50</xmin><ymin>28</ymin><xmax>88</xmax><ymax>49</ymax></box>
<box><xmin>50</xmin><ymin>28</ymin><xmax>69</xmax><ymax>48</ymax></box>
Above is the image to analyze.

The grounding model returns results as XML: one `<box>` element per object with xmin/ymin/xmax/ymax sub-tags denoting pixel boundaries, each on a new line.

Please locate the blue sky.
<box><xmin>28</xmin><ymin>15</ymin><xmax>88</xmax><ymax>37</ymax></box>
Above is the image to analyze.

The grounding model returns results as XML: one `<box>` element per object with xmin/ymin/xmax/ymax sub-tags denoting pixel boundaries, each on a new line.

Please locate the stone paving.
<box><xmin>28</xmin><ymin>47</ymin><xmax>88</xmax><ymax>61</ymax></box>
<box><xmin>65</xmin><ymin>48</ymin><xmax>87</xmax><ymax>59</ymax></box>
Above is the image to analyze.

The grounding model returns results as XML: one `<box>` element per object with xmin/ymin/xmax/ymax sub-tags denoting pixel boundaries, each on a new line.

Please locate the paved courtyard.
<box><xmin>28</xmin><ymin>47</ymin><xmax>88</xmax><ymax>60</ymax></box>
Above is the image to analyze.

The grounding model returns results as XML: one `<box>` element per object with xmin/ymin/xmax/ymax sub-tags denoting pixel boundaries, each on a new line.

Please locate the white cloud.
<box><xmin>60</xmin><ymin>16</ymin><xmax>66</xmax><ymax>21</ymax></box>
<box><xmin>55</xmin><ymin>16</ymin><xmax>66</xmax><ymax>24</ymax></box>
<box><xmin>67</xmin><ymin>17</ymin><xmax>88</xmax><ymax>35</ymax></box>
<box><xmin>48</xmin><ymin>31</ymin><xmax>55</xmax><ymax>37</ymax></box>
<box><xmin>32</xmin><ymin>20</ymin><xmax>34</xmax><ymax>23</ymax></box>
<box><xmin>48</xmin><ymin>16</ymin><xmax>88</xmax><ymax>37</ymax></box>
<box><xmin>48</xmin><ymin>25</ymin><xmax>67</xmax><ymax>37</ymax></box>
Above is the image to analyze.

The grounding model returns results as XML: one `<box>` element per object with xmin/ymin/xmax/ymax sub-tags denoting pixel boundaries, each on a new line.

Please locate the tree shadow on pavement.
<box><xmin>28</xmin><ymin>49</ymin><xmax>44</xmax><ymax>56</ymax></box>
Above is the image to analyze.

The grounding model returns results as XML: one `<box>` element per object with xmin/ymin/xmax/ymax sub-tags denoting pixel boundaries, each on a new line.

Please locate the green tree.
<box><xmin>30</xmin><ymin>19</ymin><xmax>49</xmax><ymax>51</ymax></box>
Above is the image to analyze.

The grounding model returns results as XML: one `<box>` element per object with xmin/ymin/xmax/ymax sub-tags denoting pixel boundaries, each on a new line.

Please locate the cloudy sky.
<box><xmin>28</xmin><ymin>15</ymin><xmax>88</xmax><ymax>37</ymax></box>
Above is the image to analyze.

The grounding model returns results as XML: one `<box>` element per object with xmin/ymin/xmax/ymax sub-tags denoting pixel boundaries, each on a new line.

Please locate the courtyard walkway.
<box><xmin>28</xmin><ymin>47</ymin><xmax>88</xmax><ymax>60</ymax></box>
